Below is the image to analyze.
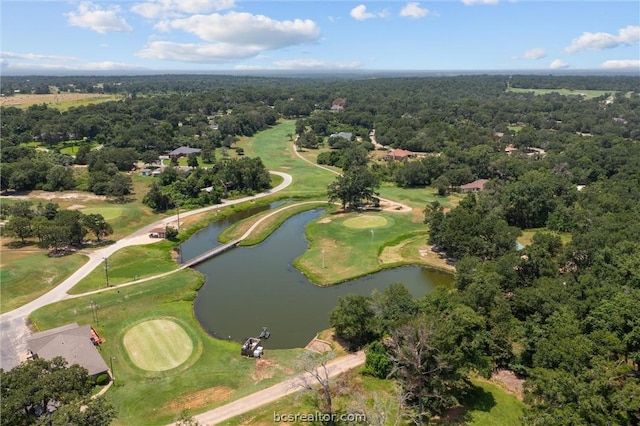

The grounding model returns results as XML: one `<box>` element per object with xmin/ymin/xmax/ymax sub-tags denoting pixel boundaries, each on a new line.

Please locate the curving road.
<box><xmin>0</xmin><ymin>171</ymin><xmax>292</xmax><ymax>370</ymax></box>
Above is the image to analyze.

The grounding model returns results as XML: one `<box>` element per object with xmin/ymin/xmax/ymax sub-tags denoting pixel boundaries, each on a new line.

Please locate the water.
<box><xmin>191</xmin><ymin>208</ymin><xmax>453</xmax><ymax>349</ymax></box>
<box><xmin>178</xmin><ymin>202</ymin><xmax>283</xmax><ymax>263</ymax></box>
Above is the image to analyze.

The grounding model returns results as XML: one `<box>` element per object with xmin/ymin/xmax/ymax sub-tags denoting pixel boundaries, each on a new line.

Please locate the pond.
<box><xmin>189</xmin><ymin>208</ymin><xmax>453</xmax><ymax>349</ymax></box>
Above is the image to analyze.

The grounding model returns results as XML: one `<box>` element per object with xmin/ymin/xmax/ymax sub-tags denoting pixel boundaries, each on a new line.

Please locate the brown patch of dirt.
<box><xmin>163</xmin><ymin>386</ymin><xmax>234</xmax><ymax>413</ymax></box>
<box><xmin>318</xmin><ymin>217</ymin><xmax>332</xmax><ymax>224</ymax></box>
<box><xmin>2</xmin><ymin>191</ymin><xmax>106</xmax><ymax>202</ymax></box>
<box><xmin>67</xmin><ymin>204</ymin><xmax>86</xmax><ymax>210</ymax></box>
<box><xmin>490</xmin><ymin>369</ymin><xmax>524</xmax><ymax>400</ymax></box>
<box><xmin>253</xmin><ymin>358</ymin><xmax>278</xmax><ymax>382</ymax></box>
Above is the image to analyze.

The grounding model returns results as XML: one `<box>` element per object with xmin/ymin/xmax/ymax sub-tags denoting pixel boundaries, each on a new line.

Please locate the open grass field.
<box><xmin>123</xmin><ymin>318</ymin><xmax>194</xmax><ymax>371</ymax></box>
<box><xmin>506</xmin><ymin>87</ymin><xmax>614</xmax><ymax>100</ymax></box>
<box><xmin>68</xmin><ymin>241</ymin><xmax>178</xmax><ymax>294</ymax></box>
<box><xmin>239</xmin><ymin>120</ymin><xmax>336</xmax><ymax>198</ymax></box>
<box><xmin>517</xmin><ymin>228</ymin><xmax>572</xmax><ymax>247</ymax></box>
<box><xmin>81</xmin><ymin>206</ymin><xmax>125</xmax><ymax>220</ymax></box>
<box><xmin>30</xmin><ymin>269</ymin><xmax>307</xmax><ymax>425</ymax></box>
<box><xmin>0</xmin><ymin>250</ymin><xmax>88</xmax><ymax>313</ymax></box>
<box><xmin>0</xmin><ymin>93</ymin><xmax>122</xmax><ymax>111</ymax></box>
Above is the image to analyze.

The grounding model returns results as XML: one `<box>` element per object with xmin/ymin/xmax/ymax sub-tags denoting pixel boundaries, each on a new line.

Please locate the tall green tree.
<box><xmin>0</xmin><ymin>357</ymin><xmax>116</xmax><ymax>426</ymax></box>
<box><xmin>327</xmin><ymin>166</ymin><xmax>379</xmax><ymax>210</ymax></box>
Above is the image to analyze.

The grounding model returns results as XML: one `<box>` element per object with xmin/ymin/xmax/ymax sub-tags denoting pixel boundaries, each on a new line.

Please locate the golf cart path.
<box><xmin>0</xmin><ymin>171</ymin><xmax>292</xmax><ymax>370</ymax></box>
<box><xmin>167</xmin><ymin>351</ymin><xmax>365</xmax><ymax>426</ymax></box>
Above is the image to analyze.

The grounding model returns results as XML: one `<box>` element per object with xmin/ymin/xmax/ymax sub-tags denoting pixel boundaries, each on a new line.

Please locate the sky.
<box><xmin>1</xmin><ymin>0</ymin><xmax>639</xmax><ymax>74</ymax></box>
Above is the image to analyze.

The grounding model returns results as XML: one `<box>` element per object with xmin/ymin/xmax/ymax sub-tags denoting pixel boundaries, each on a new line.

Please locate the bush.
<box><xmin>363</xmin><ymin>341</ymin><xmax>392</xmax><ymax>379</ymax></box>
<box><xmin>95</xmin><ymin>373</ymin><xmax>110</xmax><ymax>386</ymax></box>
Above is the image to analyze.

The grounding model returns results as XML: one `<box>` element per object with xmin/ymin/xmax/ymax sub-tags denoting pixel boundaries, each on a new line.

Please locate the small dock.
<box><xmin>180</xmin><ymin>238</ymin><xmax>243</xmax><ymax>268</ymax></box>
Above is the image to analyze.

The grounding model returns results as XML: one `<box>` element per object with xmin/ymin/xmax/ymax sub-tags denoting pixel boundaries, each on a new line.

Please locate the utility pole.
<box><xmin>110</xmin><ymin>356</ymin><xmax>116</xmax><ymax>384</ymax></box>
<box><xmin>103</xmin><ymin>257</ymin><xmax>110</xmax><ymax>287</ymax></box>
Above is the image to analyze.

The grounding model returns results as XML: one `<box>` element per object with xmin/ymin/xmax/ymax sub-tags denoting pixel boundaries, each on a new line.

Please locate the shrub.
<box><xmin>95</xmin><ymin>373</ymin><xmax>110</xmax><ymax>386</ymax></box>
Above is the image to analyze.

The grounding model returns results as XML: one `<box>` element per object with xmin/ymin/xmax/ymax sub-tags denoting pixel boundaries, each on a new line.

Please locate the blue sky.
<box><xmin>1</xmin><ymin>0</ymin><xmax>639</xmax><ymax>74</ymax></box>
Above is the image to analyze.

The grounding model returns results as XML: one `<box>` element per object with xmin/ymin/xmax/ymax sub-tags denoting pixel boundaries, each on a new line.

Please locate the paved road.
<box><xmin>0</xmin><ymin>172</ymin><xmax>292</xmax><ymax>370</ymax></box>
<box><xmin>167</xmin><ymin>351</ymin><xmax>365</xmax><ymax>426</ymax></box>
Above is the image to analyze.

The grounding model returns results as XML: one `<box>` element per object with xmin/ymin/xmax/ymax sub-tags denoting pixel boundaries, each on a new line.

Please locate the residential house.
<box><xmin>458</xmin><ymin>179</ymin><xmax>489</xmax><ymax>193</ymax></box>
<box><xmin>168</xmin><ymin>146</ymin><xmax>201</xmax><ymax>159</ymax></box>
<box><xmin>27</xmin><ymin>323</ymin><xmax>109</xmax><ymax>378</ymax></box>
<box><xmin>331</xmin><ymin>98</ymin><xmax>346</xmax><ymax>112</ymax></box>
<box><xmin>329</xmin><ymin>132</ymin><xmax>353</xmax><ymax>141</ymax></box>
<box><xmin>383</xmin><ymin>149</ymin><xmax>416</xmax><ymax>161</ymax></box>
<box><xmin>139</xmin><ymin>169</ymin><xmax>152</xmax><ymax>176</ymax></box>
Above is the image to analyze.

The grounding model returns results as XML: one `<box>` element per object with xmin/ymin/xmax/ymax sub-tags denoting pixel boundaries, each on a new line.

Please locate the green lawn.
<box><xmin>30</xmin><ymin>269</ymin><xmax>307</xmax><ymax>426</ymax></box>
<box><xmin>458</xmin><ymin>379</ymin><xmax>525</xmax><ymax>426</ymax></box>
<box><xmin>295</xmin><ymin>209</ymin><xmax>429</xmax><ymax>285</ymax></box>
<box><xmin>239</xmin><ymin>120</ymin><xmax>336</xmax><ymax>198</ymax></box>
<box><xmin>506</xmin><ymin>87</ymin><xmax>614</xmax><ymax>100</ymax></box>
<box><xmin>68</xmin><ymin>241</ymin><xmax>179</xmax><ymax>294</ymax></box>
<box><xmin>0</xmin><ymin>251</ymin><xmax>88</xmax><ymax>313</ymax></box>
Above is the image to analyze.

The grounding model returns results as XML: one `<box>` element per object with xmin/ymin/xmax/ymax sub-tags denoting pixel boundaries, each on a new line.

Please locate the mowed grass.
<box><xmin>239</xmin><ymin>120</ymin><xmax>336</xmax><ymax>198</ymax></box>
<box><xmin>0</xmin><ymin>250</ymin><xmax>88</xmax><ymax>313</ymax></box>
<box><xmin>30</xmin><ymin>269</ymin><xmax>306</xmax><ymax>425</ymax></box>
<box><xmin>343</xmin><ymin>215</ymin><xmax>389</xmax><ymax>229</ymax></box>
<box><xmin>295</xmin><ymin>210</ymin><xmax>428</xmax><ymax>285</ymax></box>
<box><xmin>68</xmin><ymin>241</ymin><xmax>178</xmax><ymax>294</ymax></box>
<box><xmin>456</xmin><ymin>379</ymin><xmax>525</xmax><ymax>426</ymax></box>
<box><xmin>0</xmin><ymin>93</ymin><xmax>122</xmax><ymax>111</ymax></box>
<box><xmin>81</xmin><ymin>206</ymin><xmax>125</xmax><ymax>220</ymax></box>
<box><xmin>123</xmin><ymin>319</ymin><xmax>193</xmax><ymax>371</ymax></box>
<box><xmin>506</xmin><ymin>87</ymin><xmax>614</xmax><ymax>100</ymax></box>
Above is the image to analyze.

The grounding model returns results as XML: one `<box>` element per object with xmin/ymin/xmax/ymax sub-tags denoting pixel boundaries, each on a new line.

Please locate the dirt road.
<box><xmin>166</xmin><ymin>351</ymin><xmax>365</xmax><ymax>426</ymax></box>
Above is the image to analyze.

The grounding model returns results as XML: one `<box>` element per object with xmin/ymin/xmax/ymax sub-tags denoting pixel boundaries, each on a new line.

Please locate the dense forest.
<box><xmin>2</xmin><ymin>73</ymin><xmax>640</xmax><ymax>424</ymax></box>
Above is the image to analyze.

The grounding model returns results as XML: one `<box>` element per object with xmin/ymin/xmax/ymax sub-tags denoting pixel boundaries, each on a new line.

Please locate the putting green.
<box><xmin>342</xmin><ymin>215</ymin><xmax>388</xmax><ymax>229</ymax></box>
<box><xmin>82</xmin><ymin>207</ymin><xmax>124</xmax><ymax>220</ymax></box>
<box><xmin>123</xmin><ymin>319</ymin><xmax>193</xmax><ymax>371</ymax></box>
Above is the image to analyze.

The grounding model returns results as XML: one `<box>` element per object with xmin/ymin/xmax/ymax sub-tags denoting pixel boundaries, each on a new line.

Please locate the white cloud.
<box><xmin>462</xmin><ymin>0</ymin><xmax>499</xmax><ymax>5</ymax></box>
<box><xmin>137</xmin><ymin>41</ymin><xmax>263</xmax><ymax>63</ymax></box>
<box><xmin>1</xmin><ymin>61</ymin><xmax>145</xmax><ymax>73</ymax></box>
<box><xmin>157</xmin><ymin>12</ymin><xmax>320</xmax><ymax>50</ymax></box>
<box><xmin>350</xmin><ymin>5</ymin><xmax>382</xmax><ymax>21</ymax></box>
<box><xmin>272</xmin><ymin>59</ymin><xmax>362</xmax><ymax>70</ymax></box>
<box><xmin>131</xmin><ymin>0</ymin><xmax>235</xmax><ymax>19</ymax></box>
<box><xmin>601</xmin><ymin>59</ymin><xmax>640</xmax><ymax>70</ymax></box>
<box><xmin>522</xmin><ymin>48</ymin><xmax>546</xmax><ymax>60</ymax></box>
<box><xmin>66</xmin><ymin>2</ymin><xmax>132</xmax><ymax>34</ymax></box>
<box><xmin>400</xmin><ymin>2</ymin><xmax>429</xmax><ymax>18</ymax></box>
<box><xmin>0</xmin><ymin>51</ymin><xmax>76</xmax><ymax>62</ymax></box>
<box><xmin>549</xmin><ymin>59</ymin><xmax>569</xmax><ymax>69</ymax></box>
<box><xmin>564</xmin><ymin>25</ymin><xmax>640</xmax><ymax>54</ymax></box>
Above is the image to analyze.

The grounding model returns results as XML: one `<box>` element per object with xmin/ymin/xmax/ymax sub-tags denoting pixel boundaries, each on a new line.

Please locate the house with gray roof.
<box><xmin>168</xmin><ymin>146</ymin><xmax>201</xmax><ymax>158</ymax></box>
<box><xmin>27</xmin><ymin>323</ymin><xmax>108</xmax><ymax>377</ymax></box>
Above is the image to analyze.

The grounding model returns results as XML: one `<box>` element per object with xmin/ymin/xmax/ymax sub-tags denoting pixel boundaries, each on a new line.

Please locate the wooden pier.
<box><xmin>179</xmin><ymin>238</ymin><xmax>243</xmax><ymax>268</ymax></box>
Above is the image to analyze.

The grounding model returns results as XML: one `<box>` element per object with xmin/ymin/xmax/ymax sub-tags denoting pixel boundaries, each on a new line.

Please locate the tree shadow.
<box><xmin>5</xmin><ymin>240</ymin><xmax>37</xmax><ymax>249</ymax></box>
<box><xmin>464</xmin><ymin>383</ymin><xmax>497</xmax><ymax>413</ymax></box>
